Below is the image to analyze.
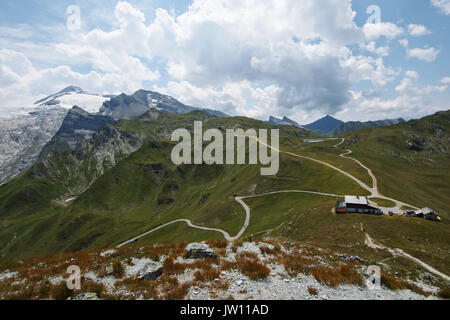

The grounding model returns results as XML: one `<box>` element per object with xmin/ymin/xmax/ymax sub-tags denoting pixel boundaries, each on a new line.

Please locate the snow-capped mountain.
<box><xmin>99</xmin><ymin>89</ymin><xmax>227</xmax><ymax>120</ymax></box>
<box><xmin>34</xmin><ymin>86</ymin><xmax>111</xmax><ymax>114</ymax></box>
<box><xmin>0</xmin><ymin>86</ymin><xmax>112</xmax><ymax>185</ymax></box>
<box><xmin>0</xmin><ymin>86</ymin><xmax>228</xmax><ymax>186</ymax></box>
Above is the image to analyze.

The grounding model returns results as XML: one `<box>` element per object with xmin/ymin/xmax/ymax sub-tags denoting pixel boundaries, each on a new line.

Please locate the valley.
<box><xmin>0</xmin><ymin>90</ymin><xmax>448</xmax><ymax>299</ymax></box>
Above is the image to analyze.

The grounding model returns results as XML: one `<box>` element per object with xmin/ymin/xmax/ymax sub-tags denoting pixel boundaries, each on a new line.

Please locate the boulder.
<box><xmin>73</xmin><ymin>292</ymin><xmax>100</xmax><ymax>300</ymax></box>
<box><xmin>105</xmin><ymin>263</ymin><xmax>114</xmax><ymax>275</ymax></box>
<box><xmin>141</xmin><ymin>267</ymin><xmax>163</xmax><ymax>280</ymax></box>
<box><xmin>125</xmin><ymin>258</ymin><xmax>163</xmax><ymax>280</ymax></box>
<box><xmin>185</xmin><ymin>242</ymin><xmax>215</xmax><ymax>259</ymax></box>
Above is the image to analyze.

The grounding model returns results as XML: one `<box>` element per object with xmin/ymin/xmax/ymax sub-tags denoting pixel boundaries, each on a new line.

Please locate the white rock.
<box><xmin>100</xmin><ymin>249</ymin><xmax>117</xmax><ymax>257</ymax></box>
<box><xmin>185</xmin><ymin>242</ymin><xmax>215</xmax><ymax>259</ymax></box>
<box><xmin>125</xmin><ymin>257</ymin><xmax>163</xmax><ymax>280</ymax></box>
<box><xmin>0</xmin><ymin>271</ymin><xmax>18</xmax><ymax>281</ymax></box>
<box><xmin>49</xmin><ymin>276</ymin><xmax>64</xmax><ymax>285</ymax></box>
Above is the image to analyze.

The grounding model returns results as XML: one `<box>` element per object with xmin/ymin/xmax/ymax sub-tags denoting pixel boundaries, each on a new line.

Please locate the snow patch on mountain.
<box><xmin>34</xmin><ymin>86</ymin><xmax>110</xmax><ymax>114</ymax></box>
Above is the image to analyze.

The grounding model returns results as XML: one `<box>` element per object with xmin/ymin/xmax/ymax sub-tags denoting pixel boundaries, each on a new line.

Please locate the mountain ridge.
<box><xmin>303</xmin><ymin>115</ymin><xmax>344</xmax><ymax>133</ymax></box>
<box><xmin>332</xmin><ymin>118</ymin><xmax>406</xmax><ymax>135</ymax></box>
<box><xmin>267</xmin><ymin>116</ymin><xmax>302</xmax><ymax>127</ymax></box>
<box><xmin>99</xmin><ymin>89</ymin><xmax>228</xmax><ymax>120</ymax></box>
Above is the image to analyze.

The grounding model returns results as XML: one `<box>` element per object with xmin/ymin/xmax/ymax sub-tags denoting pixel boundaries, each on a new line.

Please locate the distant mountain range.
<box><xmin>1</xmin><ymin>103</ymin><xmax>448</xmax><ymax>264</ymax></box>
<box><xmin>268</xmin><ymin>114</ymin><xmax>406</xmax><ymax>136</ymax></box>
<box><xmin>99</xmin><ymin>89</ymin><xmax>228</xmax><ymax>119</ymax></box>
<box><xmin>303</xmin><ymin>115</ymin><xmax>344</xmax><ymax>133</ymax></box>
<box><xmin>0</xmin><ymin>86</ymin><xmax>227</xmax><ymax>186</ymax></box>
<box><xmin>266</xmin><ymin>116</ymin><xmax>302</xmax><ymax>128</ymax></box>
<box><xmin>332</xmin><ymin>118</ymin><xmax>405</xmax><ymax>135</ymax></box>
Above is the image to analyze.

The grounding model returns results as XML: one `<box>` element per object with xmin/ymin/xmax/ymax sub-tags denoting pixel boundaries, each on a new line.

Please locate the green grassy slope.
<box><xmin>0</xmin><ymin>110</ymin><xmax>366</xmax><ymax>261</ymax></box>
<box><xmin>1</xmin><ymin>108</ymin><xmax>449</xmax><ymax>283</ymax></box>
<box><xmin>340</xmin><ymin>110</ymin><xmax>450</xmax><ymax>218</ymax></box>
<box><xmin>244</xmin><ymin>192</ymin><xmax>449</xmax><ymax>277</ymax></box>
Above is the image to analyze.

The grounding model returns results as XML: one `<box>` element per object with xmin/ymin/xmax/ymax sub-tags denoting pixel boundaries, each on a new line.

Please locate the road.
<box><xmin>119</xmin><ymin>137</ymin><xmax>418</xmax><ymax>243</ymax></box>
<box><xmin>116</xmin><ymin>135</ymin><xmax>449</xmax><ymax>282</ymax></box>
<box><xmin>117</xmin><ymin>219</ymin><xmax>234</xmax><ymax>247</ymax></box>
<box><xmin>118</xmin><ymin>190</ymin><xmax>342</xmax><ymax>247</ymax></box>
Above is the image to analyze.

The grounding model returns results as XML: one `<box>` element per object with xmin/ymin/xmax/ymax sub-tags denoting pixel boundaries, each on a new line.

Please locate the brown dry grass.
<box><xmin>163</xmin><ymin>256</ymin><xmax>188</xmax><ymax>275</ymax></box>
<box><xmin>259</xmin><ymin>243</ymin><xmax>282</xmax><ymax>256</ymax></box>
<box><xmin>1</xmin><ymin>239</ymin><xmax>441</xmax><ymax>300</ymax></box>
<box><xmin>381</xmin><ymin>273</ymin><xmax>430</xmax><ymax>296</ymax></box>
<box><xmin>194</xmin><ymin>267</ymin><xmax>221</xmax><ymax>282</ymax></box>
<box><xmin>236</xmin><ymin>252</ymin><xmax>270</xmax><ymax>280</ymax></box>
<box><xmin>308</xmin><ymin>287</ymin><xmax>319</xmax><ymax>295</ymax></box>
<box><xmin>276</xmin><ymin>251</ymin><xmax>316</xmax><ymax>276</ymax></box>
<box><xmin>309</xmin><ymin>264</ymin><xmax>363</xmax><ymax>288</ymax></box>
<box><xmin>50</xmin><ymin>282</ymin><xmax>74</xmax><ymax>300</ymax></box>
<box><xmin>206</xmin><ymin>239</ymin><xmax>228</xmax><ymax>249</ymax></box>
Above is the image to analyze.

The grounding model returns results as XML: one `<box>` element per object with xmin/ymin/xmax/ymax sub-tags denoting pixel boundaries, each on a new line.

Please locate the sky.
<box><xmin>0</xmin><ymin>0</ymin><xmax>449</xmax><ymax>123</ymax></box>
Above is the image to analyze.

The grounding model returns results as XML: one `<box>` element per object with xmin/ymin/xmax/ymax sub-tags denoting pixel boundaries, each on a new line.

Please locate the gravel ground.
<box><xmin>186</xmin><ymin>269</ymin><xmax>437</xmax><ymax>300</ymax></box>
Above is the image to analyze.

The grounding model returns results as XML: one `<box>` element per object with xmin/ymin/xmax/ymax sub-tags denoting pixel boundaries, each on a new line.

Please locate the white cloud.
<box><xmin>407</xmin><ymin>47</ymin><xmax>440</xmax><ymax>62</ymax></box>
<box><xmin>407</xmin><ymin>24</ymin><xmax>431</xmax><ymax>36</ymax></box>
<box><xmin>55</xmin><ymin>0</ymin><xmax>368</xmax><ymax>117</ymax></box>
<box><xmin>0</xmin><ymin>0</ymin><xmax>447</xmax><ymax>123</ymax></box>
<box><xmin>431</xmin><ymin>0</ymin><xmax>450</xmax><ymax>15</ymax></box>
<box><xmin>0</xmin><ymin>46</ymin><xmax>160</xmax><ymax>111</ymax></box>
<box><xmin>441</xmin><ymin>77</ymin><xmax>450</xmax><ymax>84</ymax></box>
<box><xmin>406</xmin><ymin>70</ymin><xmax>419</xmax><ymax>79</ymax></box>
<box><xmin>341</xmin><ymin>77</ymin><xmax>448</xmax><ymax>122</ymax></box>
<box><xmin>156</xmin><ymin>80</ymin><xmax>281</xmax><ymax>120</ymax></box>
<box><xmin>360</xmin><ymin>41</ymin><xmax>390</xmax><ymax>56</ymax></box>
<box><xmin>399</xmin><ymin>39</ymin><xmax>409</xmax><ymax>48</ymax></box>
<box><xmin>343</xmin><ymin>55</ymin><xmax>398</xmax><ymax>89</ymax></box>
<box><xmin>363</xmin><ymin>22</ymin><xmax>404</xmax><ymax>40</ymax></box>
<box><xmin>398</xmin><ymin>39</ymin><xmax>440</xmax><ymax>62</ymax></box>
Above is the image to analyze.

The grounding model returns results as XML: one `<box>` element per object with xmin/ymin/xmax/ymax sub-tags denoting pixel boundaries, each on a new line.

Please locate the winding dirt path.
<box><xmin>119</xmin><ymin>137</ymin><xmax>417</xmax><ymax>244</ymax></box>
<box><xmin>116</xmin><ymin>135</ymin><xmax>449</xmax><ymax>282</ymax></box>
<box><xmin>117</xmin><ymin>219</ymin><xmax>234</xmax><ymax>247</ymax></box>
<box><xmin>333</xmin><ymin>138</ymin><xmax>418</xmax><ymax>211</ymax></box>
<box><xmin>362</xmin><ymin>224</ymin><xmax>450</xmax><ymax>282</ymax></box>
<box><xmin>118</xmin><ymin>190</ymin><xmax>342</xmax><ymax>247</ymax></box>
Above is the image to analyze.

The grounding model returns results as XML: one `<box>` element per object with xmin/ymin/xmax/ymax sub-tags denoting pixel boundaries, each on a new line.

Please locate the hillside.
<box><xmin>0</xmin><ymin>109</ymin><xmax>449</xmax><ymax>295</ymax></box>
<box><xmin>332</xmin><ymin>118</ymin><xmax>406</xmax><ymax>136</ymax></box>
<box><xmin>3</xmin><ymin>110</ymin><xmax>339</xmax><ymax>260</ymax></box>
<box><xmin>340</xmin><ymin>110</ymin><xmax>450</xmax><ymax>218</ymax></box>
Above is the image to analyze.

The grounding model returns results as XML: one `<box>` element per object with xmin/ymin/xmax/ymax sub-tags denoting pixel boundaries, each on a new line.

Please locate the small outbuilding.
<box><xmin>422</xmin><ymin>208</ymin><xmax>441</xmax><ymax>222</ymax></box>
<box><xmin>335</xmin><ymin>201</ymin><xmax>347</xmax><ymax>214</ymax></box>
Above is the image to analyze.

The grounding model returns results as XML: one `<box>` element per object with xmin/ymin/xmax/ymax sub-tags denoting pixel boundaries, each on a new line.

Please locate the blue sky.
<box><xmin>0</xmin><ymin>0</ymin><xmax>449</xmax><ymax>123</ymax></box>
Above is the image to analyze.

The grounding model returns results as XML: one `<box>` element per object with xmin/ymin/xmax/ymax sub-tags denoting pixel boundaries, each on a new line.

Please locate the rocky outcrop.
<box><xmin>73</xmin><ymin>293</ymin><xmax>100</xmax><ymax>300</ymax></box>
<box><xmin>184</xmin><ymin>243</ymin><xmax>216</xmax><ymax>259</ymax></box>
<box><xmin>125</xmin><ymin>258</ymin><xmax>163</xmax><ymax>280</ymax></box>
<box><xmin>39</xmin><ymin>106</ymin><xmax>117</xmax><ymax>155</ymax></box>
<box><xmin>31</xmin><ymin>122</ymin><xmax>142</xmax><ymax>197</ymax></box>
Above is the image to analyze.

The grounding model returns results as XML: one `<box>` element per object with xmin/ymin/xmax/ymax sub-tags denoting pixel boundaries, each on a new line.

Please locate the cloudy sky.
<box><xmin>0</xmin><ymin>0</ymin><xmax>449</xmax><ymax>123</ymax></box>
